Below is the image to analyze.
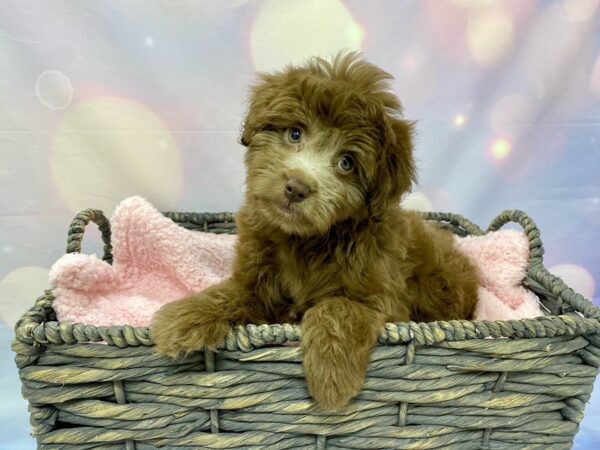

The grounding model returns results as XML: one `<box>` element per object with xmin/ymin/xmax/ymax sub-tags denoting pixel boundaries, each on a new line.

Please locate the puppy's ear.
<box><xmin>240</xmin><ymin>104</ymin><xmax>260</xmax><ymax>148</ymax></box>
<box><xmin>239</xmin><ymin>124</ymin><xmax>251</xmax><ymax>147</ymax></box>
<box><xmin>368</xmin><ymin>118</ymin><xmax>416</xmax><ymax>219</ymax></box>
<box><xmin>239</xmin><ymin>73</ymin><xmax>281</xmax><ymax>148</ymax></box>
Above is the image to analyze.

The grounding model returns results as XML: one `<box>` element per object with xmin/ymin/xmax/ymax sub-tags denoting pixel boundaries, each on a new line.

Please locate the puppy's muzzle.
<box><xmin>284</xmin><ymin>177</ymin><xmax>311</xmax><ymax>204</ymax></box>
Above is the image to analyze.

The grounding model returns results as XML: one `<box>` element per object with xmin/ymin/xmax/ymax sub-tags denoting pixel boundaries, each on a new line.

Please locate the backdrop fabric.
<box><xmin>1</xmin><ymin>1</ymin><xmax>598</xmax><ymax>448</ymax></box>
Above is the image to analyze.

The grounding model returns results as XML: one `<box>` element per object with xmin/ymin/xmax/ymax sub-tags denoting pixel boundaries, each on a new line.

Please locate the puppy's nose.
<box><xmin>284</xmin><ymin>177</ymin><xmax>311</xmax><ymax>203</ymax></box>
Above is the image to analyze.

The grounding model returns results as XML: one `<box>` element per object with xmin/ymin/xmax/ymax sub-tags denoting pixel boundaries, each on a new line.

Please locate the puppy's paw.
<box><xmin>303</xmin><ymin>345</ymin><xmax>364</xmax><ymax>410</ymax></box>
<box><xmin>300</xmin><ymin>297</ymin><xmax>382</xmax><ymax>410</ymax></box>
<box><xmin>150</xmin><ymin>295</ymin><xmax>232</xmax><ymax>358</ymax></box>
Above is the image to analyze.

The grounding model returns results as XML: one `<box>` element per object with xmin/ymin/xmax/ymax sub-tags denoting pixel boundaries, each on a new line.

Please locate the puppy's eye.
<box><xmin>286</xmin><ymin>127</ymin><xmax>302</xmax><ymax>144</ymax></box>
<box><xmin>337</xmin><ymin>154</ymin><xmax>355</xmax><ymax>173</ymax></box>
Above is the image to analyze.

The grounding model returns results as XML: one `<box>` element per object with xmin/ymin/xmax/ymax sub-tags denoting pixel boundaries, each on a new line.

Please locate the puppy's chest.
<box><xmin>273</xmin><ymin>245</ymin><xmax>342</xmax><ymax>305</ymax></box>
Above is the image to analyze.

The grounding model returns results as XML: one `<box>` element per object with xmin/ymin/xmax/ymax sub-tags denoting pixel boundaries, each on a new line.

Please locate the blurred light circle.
<box><xmin>424</xmin><ymin>1</ymin><xmax>469</xmax><ymax>58</ymax></box>
<box><xmin>401</xmin><ymin>192</ymin><xmax>433</xmax><ymax>212</ymax></box>
<box><xmin>250</xmin><ymin>0</ymin><xmax>364</xmax><ymax>72</ymax></box>
<box><xmin>467</xmin><ymin>8</ymin><xmax>515</xmax><ymax>67</ymax></box>
<box><xmin>548</xmin><ymin>264</ymin><xmax>595</xmax><ymax>300</ymax></box>
<box><xmin>591</xmin><ymin>55</ymin><xmax>600</xmax><ymax>97</ymax></box>
<box><xmin>453</xmin><ymin>114</ymin><xmax>466</xmax><ymax>128</ymax></box>
<box><xmin>564</xmin><ymin>0</ymin><xmax>599</xmax><ymax>21</ymax></box>
<box><xmin>402</xmin><ymin>53</ymin><xmax>419</xmax><ymax>69</ymax></box>
<box><xmin>51</xmin><ymin>97</ymin><xmax>183</xmax><ymax>213</ymax></box>
<box><xmin>0</xmin><ymin>266</ymin><xmax>49</xmax><ymax>326</ymax></box>
<box><xmin>490</xmin><ymin>138</ymin><xmax>512</xmax><ymax>160</ymax></box>
<box><xmin>35</xmin><ymin>70</ymin><xmax>74</xmax><ymax>110</ymax></box>
<box><xmin>490</xmin><ymin>94</ymin><xmax>535</xmax><ymax>133</ymax></box>
<box><xmin>392</xmin><ymin>47</ymin><xmax>437</xmax><ymax>113</ymax></box>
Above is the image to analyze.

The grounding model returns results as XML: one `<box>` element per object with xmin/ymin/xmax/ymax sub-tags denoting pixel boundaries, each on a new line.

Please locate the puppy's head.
<box><xmin>241</xmin><ymin>52</ymin><xmax>416</xmax><ymax>237</ymax></box>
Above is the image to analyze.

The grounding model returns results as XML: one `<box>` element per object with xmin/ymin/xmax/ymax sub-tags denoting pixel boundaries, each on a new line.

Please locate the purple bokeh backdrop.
<box><xmin>1</xmin><ymin>1</ymin><xmax>598</xmax><ymax>448</ymax></box>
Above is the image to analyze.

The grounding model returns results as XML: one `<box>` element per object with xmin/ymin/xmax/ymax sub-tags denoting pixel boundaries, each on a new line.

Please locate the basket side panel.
<box><xmin>20</xmin><ymin>335</ymin><xmax>599</xmax><ymax>449</ymax></box>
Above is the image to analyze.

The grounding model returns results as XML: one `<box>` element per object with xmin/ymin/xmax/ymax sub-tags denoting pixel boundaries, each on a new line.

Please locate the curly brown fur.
<box><xmin>151</xmin><ymin>52</ymin><xmax>479</xmax><ymax>409</ymax></box>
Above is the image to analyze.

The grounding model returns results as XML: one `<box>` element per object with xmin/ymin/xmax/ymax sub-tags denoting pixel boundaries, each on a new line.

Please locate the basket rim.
<box><xmin>13</xmin><ymin>209</ymin><xmax>600</xmax><ymax>356</ymax></box>
<box><xmin>14</xmin><ymin>282</ymin><xmax>600</xmax><ymax>354</ymax></box>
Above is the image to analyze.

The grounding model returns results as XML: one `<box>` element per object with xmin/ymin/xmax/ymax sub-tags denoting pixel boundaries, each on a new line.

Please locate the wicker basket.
<box><xmin>12</xmin><ymin>209</ymin><xmax>600</xmax><ymax>450</ymax></box>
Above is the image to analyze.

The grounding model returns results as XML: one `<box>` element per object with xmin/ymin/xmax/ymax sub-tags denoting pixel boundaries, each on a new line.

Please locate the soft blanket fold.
<box><xmin>50</xmin><ymin>196</ymin><xmax>542</xmax><ymax>327</ymax></box>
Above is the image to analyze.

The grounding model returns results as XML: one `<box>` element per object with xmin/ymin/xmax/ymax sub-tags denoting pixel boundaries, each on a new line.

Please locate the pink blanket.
<box><xmin>50</xmin><ymin>197</ymin><xmax>542</xmax><ymax>327</ymax></box>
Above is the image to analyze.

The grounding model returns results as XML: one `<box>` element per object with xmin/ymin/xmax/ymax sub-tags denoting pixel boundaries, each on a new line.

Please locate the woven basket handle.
<box><xmin>487</xmin><ymin>209</ymin><xmax>544</xmax><ymax>266</ymax></box>
<box><xmin>66</xmin><ymin>209</ymin><xmax>113</xmax><ymax>263</ymax></box>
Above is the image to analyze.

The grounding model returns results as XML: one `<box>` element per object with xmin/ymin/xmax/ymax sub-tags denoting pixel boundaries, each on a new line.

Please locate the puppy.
<box><xmin>150</xmin><ymin>52</ymin><xmax>479</xmax><ymax>409</ymax></box>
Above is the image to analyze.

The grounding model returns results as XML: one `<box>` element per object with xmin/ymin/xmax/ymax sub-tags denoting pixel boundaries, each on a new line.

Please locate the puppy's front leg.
<box><xmin>301</xmin><ymin>297</ymin><xmax>384</xmax><ymax>409</ymax></box>
<box><xmin>150</xmin><ymin>279</ymin><xmax>256</xmax><ymax>357</ymax></box>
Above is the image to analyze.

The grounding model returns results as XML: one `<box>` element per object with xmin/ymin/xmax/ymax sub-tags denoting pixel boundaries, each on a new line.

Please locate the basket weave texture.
<box><xmin>12</xmin><ymin>209</ymin><xmax>600</xmax><ymax>450</ymax></box>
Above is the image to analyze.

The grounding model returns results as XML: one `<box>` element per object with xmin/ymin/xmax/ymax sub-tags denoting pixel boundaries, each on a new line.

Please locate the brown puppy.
<box><xmin>151</xmin><ymin>52</ymin><xmax>479</xmax><ymax>409</ymax></box>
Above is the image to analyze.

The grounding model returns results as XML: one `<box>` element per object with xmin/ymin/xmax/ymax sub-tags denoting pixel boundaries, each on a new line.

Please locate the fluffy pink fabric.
<box><xmin>454</xmin><ymin>232</ymin><xmax>543</xmax><ymax>321</ymax></box>
<box><xmin>51</xmin><ymin>196</ymin><xmax>542</xmax><ymax>326</ymax></box>
<box><xmin>51</xmin><ymin>197</ymin><xmax>236</xmax><ymax>326</ymax></box>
